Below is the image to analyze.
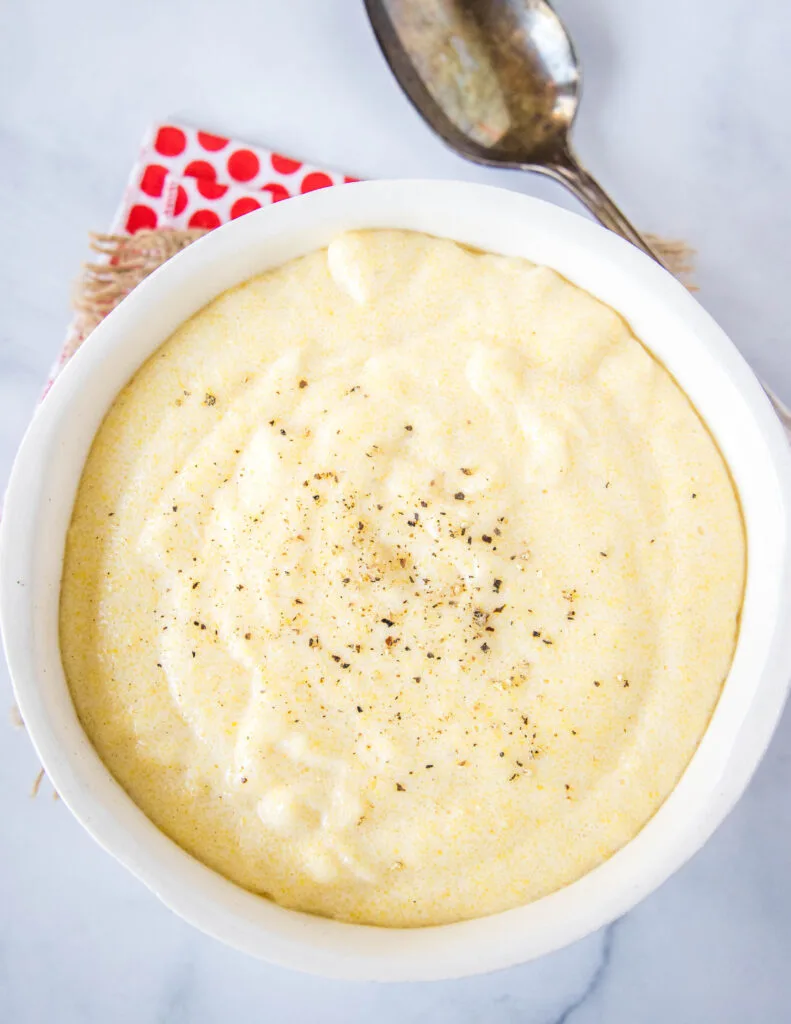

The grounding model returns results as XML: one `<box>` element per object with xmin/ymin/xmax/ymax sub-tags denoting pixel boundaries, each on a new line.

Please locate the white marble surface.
<box><xmin>2</xmin><ymin>1</ymin><xmax>791</xmax><ymax>1020</ymax></box>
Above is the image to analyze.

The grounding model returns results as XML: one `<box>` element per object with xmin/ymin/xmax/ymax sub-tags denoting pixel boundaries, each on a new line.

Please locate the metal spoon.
<box><xmin>364</xmin><ymin>0</ymin><xmax>667</xmax><ymax>267</ymax></box>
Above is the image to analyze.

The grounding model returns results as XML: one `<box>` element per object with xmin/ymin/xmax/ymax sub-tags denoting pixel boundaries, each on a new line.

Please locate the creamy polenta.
<box><xmin>60</xmin><ymin>230</ymin><xmax>744</xmax><ymax>926</ymax></box>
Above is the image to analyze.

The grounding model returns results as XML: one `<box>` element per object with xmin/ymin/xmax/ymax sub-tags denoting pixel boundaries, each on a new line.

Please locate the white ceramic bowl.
<box><xmin>3</xmin><ymin>180</ymin><xmax>791</xmax><ymax>981</ymax></box>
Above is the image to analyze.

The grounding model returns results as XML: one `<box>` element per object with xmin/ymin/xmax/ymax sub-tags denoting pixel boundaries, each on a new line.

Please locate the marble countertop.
<box><xmin>2</xmin><ymin>1</ymin><xmax>791</xmax><ymax>1020</ymax></box>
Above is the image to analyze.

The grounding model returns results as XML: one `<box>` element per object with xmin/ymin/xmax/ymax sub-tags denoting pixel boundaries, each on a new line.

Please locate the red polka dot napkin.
<box><xmin>116</xmin><ymin>123</ymin><xmax>356</xmax><ymax>234</ymax></box>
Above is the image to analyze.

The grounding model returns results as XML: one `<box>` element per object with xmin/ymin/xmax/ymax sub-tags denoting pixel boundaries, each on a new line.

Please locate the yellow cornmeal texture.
<box><xmin>61</xmin><ymin>230</ymin><xmax>745</xmax><ymax>927</ymax></box>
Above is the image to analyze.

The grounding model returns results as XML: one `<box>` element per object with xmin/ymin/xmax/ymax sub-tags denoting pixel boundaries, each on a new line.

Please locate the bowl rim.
<box><xmin>4</xmin><ymin>179</ymin><xmax>791</xmax><ymax>981</ymax></box>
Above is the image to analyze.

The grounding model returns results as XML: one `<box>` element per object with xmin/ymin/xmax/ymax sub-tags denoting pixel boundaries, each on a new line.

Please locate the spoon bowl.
<box><xmin>365</xmin><ymin>0</ymin><xmax>663</xmax><ymax>261</ymax></box>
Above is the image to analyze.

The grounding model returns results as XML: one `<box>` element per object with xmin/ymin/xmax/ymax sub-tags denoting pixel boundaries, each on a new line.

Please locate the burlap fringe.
<box><xmin>72</xmin><ymin>227</ymin><xmax>696</xmax><ymax>341</ymax></box>
<box><xmin>73</xmin><ymin>230</ymin><xmax>208</xmax><ymax>338</ymax></box>
<box><xmin>31</xmin><ymin>767</ymin><xmax>45</xmax><ymax>798</ymax></box>
<box><xmin>645</xmin><ymin>235</ymin><xmax>696</xmax><ymax>284</ymax></box>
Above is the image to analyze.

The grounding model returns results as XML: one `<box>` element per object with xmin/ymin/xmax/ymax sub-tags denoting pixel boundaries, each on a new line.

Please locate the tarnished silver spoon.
<box><xmin>365</xmin><ymin>0</ymin><xmax>668</xmax><ymax>267</ymax></box>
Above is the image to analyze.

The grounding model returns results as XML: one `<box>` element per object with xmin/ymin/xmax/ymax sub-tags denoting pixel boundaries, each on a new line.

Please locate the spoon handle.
<box><xmin>546</xmin><ymin>150</ymin><xmax>669</xmax><ymax>270</ymax></box>
<box><xmin>547</xmin><ymin>152</ymin><xmax>791</xmax><ymax>435</ymax></box>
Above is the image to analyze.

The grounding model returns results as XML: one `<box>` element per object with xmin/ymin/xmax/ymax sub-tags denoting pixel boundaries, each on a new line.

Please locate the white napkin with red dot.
<box><xmin>113</xmin><ymin>122</ymin><xmax>356</xmax><ymax>234</ymax></box>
